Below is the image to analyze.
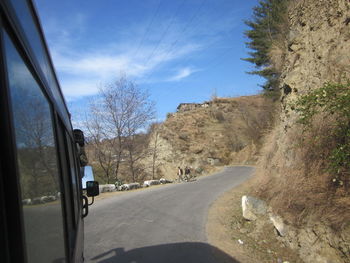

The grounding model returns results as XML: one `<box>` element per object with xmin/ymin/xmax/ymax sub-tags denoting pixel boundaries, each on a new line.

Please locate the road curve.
<box><xmin>85</xmin><ymin>166</ymin><xmax>254</xmax><ymax>263</ymax></box>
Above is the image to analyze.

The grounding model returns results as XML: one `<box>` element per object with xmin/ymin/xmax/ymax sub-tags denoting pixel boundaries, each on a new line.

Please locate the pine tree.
<box><xmin>244</xmin><ymin>0</ymin><xmax>289</xmax><ymax>96</ymax></box>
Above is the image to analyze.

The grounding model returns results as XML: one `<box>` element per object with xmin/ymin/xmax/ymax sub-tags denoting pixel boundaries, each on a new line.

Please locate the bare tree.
<box><xmin>85</xmin><ymin>76</ymin><xmax>155</xmax><ymax>183</ymax></box>
<box><xmin>15</xmin><ymin>89</ymin><xmax>59</xmax><ymax>197</ymax></box>
<box><xmin>122</xmin><ymin>80</ymin><xmax>155</xmax><ymax>181</ymax></box>
<box><xmin>84</xmin><ymin>102</ymin><xmax>116</xmax><ymax>184</ymax></box>
<box><xmin>148</xmin><ymin>123</ymin><xmax>161</xmax><ymax>180</ymax></box>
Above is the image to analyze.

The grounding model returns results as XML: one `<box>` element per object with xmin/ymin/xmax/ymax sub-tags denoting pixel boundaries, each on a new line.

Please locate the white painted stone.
<box><xmin>143</xmin><ymin>180</ymin><xmax>160</xmax><ymax>187</ymax></box>
<box><xmin>32</xmin><ymin>197</ymin><xmax>42</xmax><ymax>204</ymax></box>
<box><xmin>47</xmin><ymin>195</ymin><xmax>57</xmax><ymax>202</ymax></box>
<box><xmin>119</xmin><ymin>182</ymin><xmax>141</xmax><ymax>191</ymax></box>
<box><xmin>128</xmin><ymin>183</ymin><xmax>140</xmax><ymax>190</ymax></box>
<box><xmin>241</xmin><ymin>195</ymin><xmax>267</xmax><ymax>221</ymax></box>
<box><xmin>159</xmin><ymin>178</ymin><xmax>172</xmax><ymax>184</ymax></box>
<box><xmin>99</xmin><ymin>184</ymin><xmax>116</xmax><ymax>193</ymax></box>
<box><xmin>22</xmin><ymin>199</ymin><xmax>32</xmax><ymax>205</ymax></box>
<box><xmin>269</xmin><ymin>213</ymin><xmax>287</xmax><ymax>237</ymax></box>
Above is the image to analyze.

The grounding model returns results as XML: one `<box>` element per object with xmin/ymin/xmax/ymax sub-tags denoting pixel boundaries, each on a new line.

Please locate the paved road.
<box><xmin>85</xmin><ymin>166</ymin><xmax>254</xmax><ymax>263</ymax></box>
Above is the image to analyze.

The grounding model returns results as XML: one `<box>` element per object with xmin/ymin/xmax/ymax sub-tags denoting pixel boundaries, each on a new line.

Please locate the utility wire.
<box><xmin>156</xmin><ymin>0</ymin><xmax>208</xmax><ymax>65</ymax></box>
<box><xmin>143</xmin><ymin>0</ymin><xmax>186</xmax><ymax>68</ymax></box>
<box><xmin>142</xmin><ymin>0</ymin><xmax>208</xmax><ymax>84</ymax></box>
<box><xmin>164</xmin><ymin>5</ymin><xmax>237</xmax><ymax>71</ymax></box>
<box><xmin>133</xmin><ymin>0</ymin><xmax>163</xmax><ymax>59</ymax></box>
<box><xmin>154</xmin><ymin>44</ymin><xmax>236</xmax><ymax>98</ymax></box>
<box><xmin>203</xmin><ymin>46</ymin><xmax>236</xmax><ymax>70</ymax></box>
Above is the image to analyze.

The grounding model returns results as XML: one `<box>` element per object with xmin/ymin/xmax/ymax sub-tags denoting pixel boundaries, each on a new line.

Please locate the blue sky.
<box><xmin>34</xmin><ymin>0</ymin><xmax>263</xmax><ymax>122</ymax></box>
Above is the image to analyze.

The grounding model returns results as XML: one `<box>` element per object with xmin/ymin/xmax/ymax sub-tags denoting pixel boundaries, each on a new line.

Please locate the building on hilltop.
<box><xmin>177</xmin><ymin>102</ymin><xmax>210</xmax><ymax>112</ymax></box>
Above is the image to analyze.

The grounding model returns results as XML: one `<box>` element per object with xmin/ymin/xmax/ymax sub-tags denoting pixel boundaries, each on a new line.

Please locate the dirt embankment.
<box><xmin>207</xmin><ymin>176</ymin><xmax>302</xmax><ymax>263</ymax></box>
<box><xmin>244</xmin><ymin>0</ymin><xmax>350</xmax><ymax>262</ymax></box>
<box><xmin>208</xmin><ymin>1</ymin><xmax>350</xmax><ymax>262</ymax></box>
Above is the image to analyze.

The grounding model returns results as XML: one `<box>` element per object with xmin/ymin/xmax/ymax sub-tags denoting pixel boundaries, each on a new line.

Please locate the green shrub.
<box><xmin>294</xmin><ymin>81</ymin><xmax>350</xmax><ymax>186</ymax></box>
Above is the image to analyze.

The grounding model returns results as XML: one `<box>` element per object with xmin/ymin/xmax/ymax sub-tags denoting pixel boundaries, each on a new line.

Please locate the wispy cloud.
<box><xmin>38</xmin><ymin>2</ymin><xmax>239</xmax><ymax>99</ymax></box>
<box><xmin>59</xmin><ymin>79</ymin><xmax>101</xmax><ymax>98</ymax></box>
<box><xmin>52</xmin><ymin>43</ymin><xmax>201</xmax><ymax>78</ymax></box>
<box><xmin>167</xmin><ymin>67</ymin><xmax>199</xmax><ymax>81</ymax></box>
<box><xmin>52</xmin><ymin>42</ymin><xmax>202</xmax><ymax>98</ymax></box>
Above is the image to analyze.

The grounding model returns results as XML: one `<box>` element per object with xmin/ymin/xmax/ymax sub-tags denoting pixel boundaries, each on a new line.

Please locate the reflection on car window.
<box><xmin>3</xmin><ymin>31</ymin><xmax>66</xmax><ymax>263</ymax></box>
<box><xmin>9</xmin><ymin>0</ymin><xmax>68</xmax><ymax>121</ymax></box>
<box><xmin>66</xmin><ymin>133</ymin><xmax>79</xmax><ymax>224</ymax></box>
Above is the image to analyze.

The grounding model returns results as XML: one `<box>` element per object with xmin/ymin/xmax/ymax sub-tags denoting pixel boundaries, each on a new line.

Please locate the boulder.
<box><xmin>128</xmin><ymin>183</ymin><xmax>141</xmax><ymax>190</ymax></box>
<box><xmin>269</xmin><ymin>213</ymin><xmax>287</xmax><ymax>237</ymax></box>
<box><xmin>241</xmin><ymin>195</ymin><xmax>267</xmax><ymax>220</ymax></box>
<box><xmin>22</xmin><ymin>199</ymin><xmax>32</xmax><ymax>205</ymax></box>
<box><xmin>32</xmin><ymin>197</ymin><xmax>43</xmax><ymax>204</ymax></box>
<box><xmin>143</xmin><ymin>180</ymin><xmax>160</xmax><ymax>187</ymax></box>
<box><xmin>99</xmin><ymin>184</ymin><xmax>116</xmax><ymax>193</ymax></box>
<box><xmin>159</xmin><ymin>178</ymin><xmax>172</xmax><ymax>184</ymax></box>
<box><xmin>120</xmin><ymin>183</ymin><xmax>140</xmax><ymax>190</ymax></box>
<box><xmin>207</xmin><ymin>157</ymin><xmax>220</xmax><ymax>166</ymax></box>
<box><xmin>119</xmin><ymin>184</ymin><xmax>129</xmax><ymax>191</ymax></box>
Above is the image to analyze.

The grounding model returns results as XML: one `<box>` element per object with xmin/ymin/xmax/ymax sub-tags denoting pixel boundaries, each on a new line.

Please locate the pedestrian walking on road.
<box><xmin>177</xmin><ymin>167</ymin><xmax>183</xmax><ymax>182</ymax></box>
<box><xmin>184</xmin><ymin>166</ymin><xmax>191</xmax><ymax>181</ymax></box>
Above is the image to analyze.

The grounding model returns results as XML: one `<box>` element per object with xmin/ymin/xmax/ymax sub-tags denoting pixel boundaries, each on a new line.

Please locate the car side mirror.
<box><xmin>86</xmin><ymin>181</ymin><xmax>99</xmax><ymax>197</ymax></box>
<box><xmin>82</xmin><ymin>181</ymin><xmax>99</xmax><ymax>217</ymax></box>
<box><xmin>74</xmin><ymin>129</ymin><xmax>88</xmax><ymax>166</ymax></box>
<box><xmin>73</xmin><ymin>129</ymin><xmax>85</xmax><ymax>146</ymax></box>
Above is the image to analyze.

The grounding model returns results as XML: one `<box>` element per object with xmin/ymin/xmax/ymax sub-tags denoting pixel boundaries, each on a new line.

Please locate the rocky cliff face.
<box><xmin>281</xmin><ymin>0</ymin><xmax>350</xmax><ymax>125</ymax></box>
<box><xmin>254</xmin><ymin>0</ymin><xmax>350</xmax><ymax>262</ymax></box>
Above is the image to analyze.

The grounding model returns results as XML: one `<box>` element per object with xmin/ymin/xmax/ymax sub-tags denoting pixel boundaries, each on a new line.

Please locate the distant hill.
<box><xmin>148</xmin><ymin>95</ymin><xmax>275</xmax><ymax>180</ymax></box>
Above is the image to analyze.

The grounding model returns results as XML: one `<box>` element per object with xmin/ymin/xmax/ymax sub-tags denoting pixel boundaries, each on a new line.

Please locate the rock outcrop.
<box><xmin>254</xmin><ymin>0</ymin><xmax>350</xmax><ymax>262</ymax></box>
<box><xmin>241</xmin><ymin>195</ymin><xmax>349</xmax><ymax>262</ymax></box>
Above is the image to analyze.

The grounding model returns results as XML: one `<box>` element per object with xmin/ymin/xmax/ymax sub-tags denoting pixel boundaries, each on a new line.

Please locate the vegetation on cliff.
<box><xmin>295</xmin><ymin>81</ymin><xmax>350</xmax><ymax>189</ymax></box>
<box><xmin>245</xmin><ymin>0</ymin><xmax>350</xmax><ymax>261</ymax></box>
<box><xmin>244</xmin><ymin>0</ymin><xmax>289</xmax><ymax>96</ymax></box>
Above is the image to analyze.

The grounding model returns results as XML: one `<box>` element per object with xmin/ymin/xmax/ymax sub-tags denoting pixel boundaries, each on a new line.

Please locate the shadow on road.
<box><xmin>90</xmin><ymin>242</ymin><xmax>240</xmax><ymax>263</ymax></box>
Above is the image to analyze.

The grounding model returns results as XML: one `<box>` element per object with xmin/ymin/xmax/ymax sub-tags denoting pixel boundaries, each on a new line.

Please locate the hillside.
<box><xmin>246</xmin><ymin>0</ymin><xmax>350</xmax><ymax>262</ymax></box>
<box><xmin>84</xmin><ymin>95</ymin><xmax>275</xmax><ymax>183</ymax></box>
<box><xmin>84</xmin><ymin>1</ymin><xmax>350</xmax><ymax>260</ymax></box>
<box><xmin>149</xmin><ymin>95</ymin><xmax>275</xmax><ymax>180</ymax></box>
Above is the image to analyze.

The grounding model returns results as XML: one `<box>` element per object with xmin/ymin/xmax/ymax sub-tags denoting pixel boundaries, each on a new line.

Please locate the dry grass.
<box><xmin>207</xmin><ymin>175</ymin><xmax>302</xmax><ymax>263</ymax></box>
<box><xmin>251</xmin><ymin>115</ymin><xmax>350</xmax><ymax>233</ymax></box>
<box><xmin>158</xmin><ymin>95</ymin><xmax>276</xmax><ymax>172</ymax></box>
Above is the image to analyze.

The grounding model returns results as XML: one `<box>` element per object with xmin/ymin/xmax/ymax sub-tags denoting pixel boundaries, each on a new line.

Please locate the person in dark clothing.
<box><xmin>184</xmin><ymin>166</ymin><xmax>190</xmax><ymax>181</ymax></box>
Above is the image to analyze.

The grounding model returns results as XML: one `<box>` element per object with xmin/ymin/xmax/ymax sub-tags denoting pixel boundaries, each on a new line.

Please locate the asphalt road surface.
<box><xmin>85</xmin><ymin>166</ymin><xmax>254</xmax><ymax>263</ymax></box>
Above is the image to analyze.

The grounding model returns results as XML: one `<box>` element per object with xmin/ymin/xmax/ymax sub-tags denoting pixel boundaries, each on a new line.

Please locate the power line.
<box><xmin>140</xmin><ymin>0</ymin><xmax>237</xmax><ymax>92</ymax></box>
<box><xmin>142</xmin><ymin>0</ymin><xmax>208</xmax><ymax>83</ymax></box>
<box><xmin>133</xmin><ymin>0</ymin><xmax>163</xmax><ymax>59</ymax></box>
<box><xmin>203</xmin><ymin>46</ymin><xmax>236</xmax><ymax>70</ymax></box>
<box><xmin>163</xmin><ymin>1</ymin><xmax>238</xmax><ymax>72</ymax></box>
<box><xmin>149</xmin><ymin>44</ymin><xmax>236</xmax><ymax>98</ymax></box>
<box><xmin>143</xmin><ymin>0</ymin><xmax>186</xmax><ymax>68</ymax></box>
<box><xmin>156</xmin><ymin>0</ymin><xmax>208</xmax><ymax>64</ymax></box>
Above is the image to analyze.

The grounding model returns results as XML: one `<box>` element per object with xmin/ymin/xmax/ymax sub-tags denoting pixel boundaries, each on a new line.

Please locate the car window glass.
<box><xmin>66</xmin><ymin>133</ymin><xmax>79</xmax><ymax>224</ymax></box>
<box><xmin>9</xmin><ymin>0</ymin><xmax>69</xmax><ymax>123</ymax></box>
<box><xmin>3</xmin><ymin>30</ymin><xmax>66</xmax><ymax>263</ymax></box>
